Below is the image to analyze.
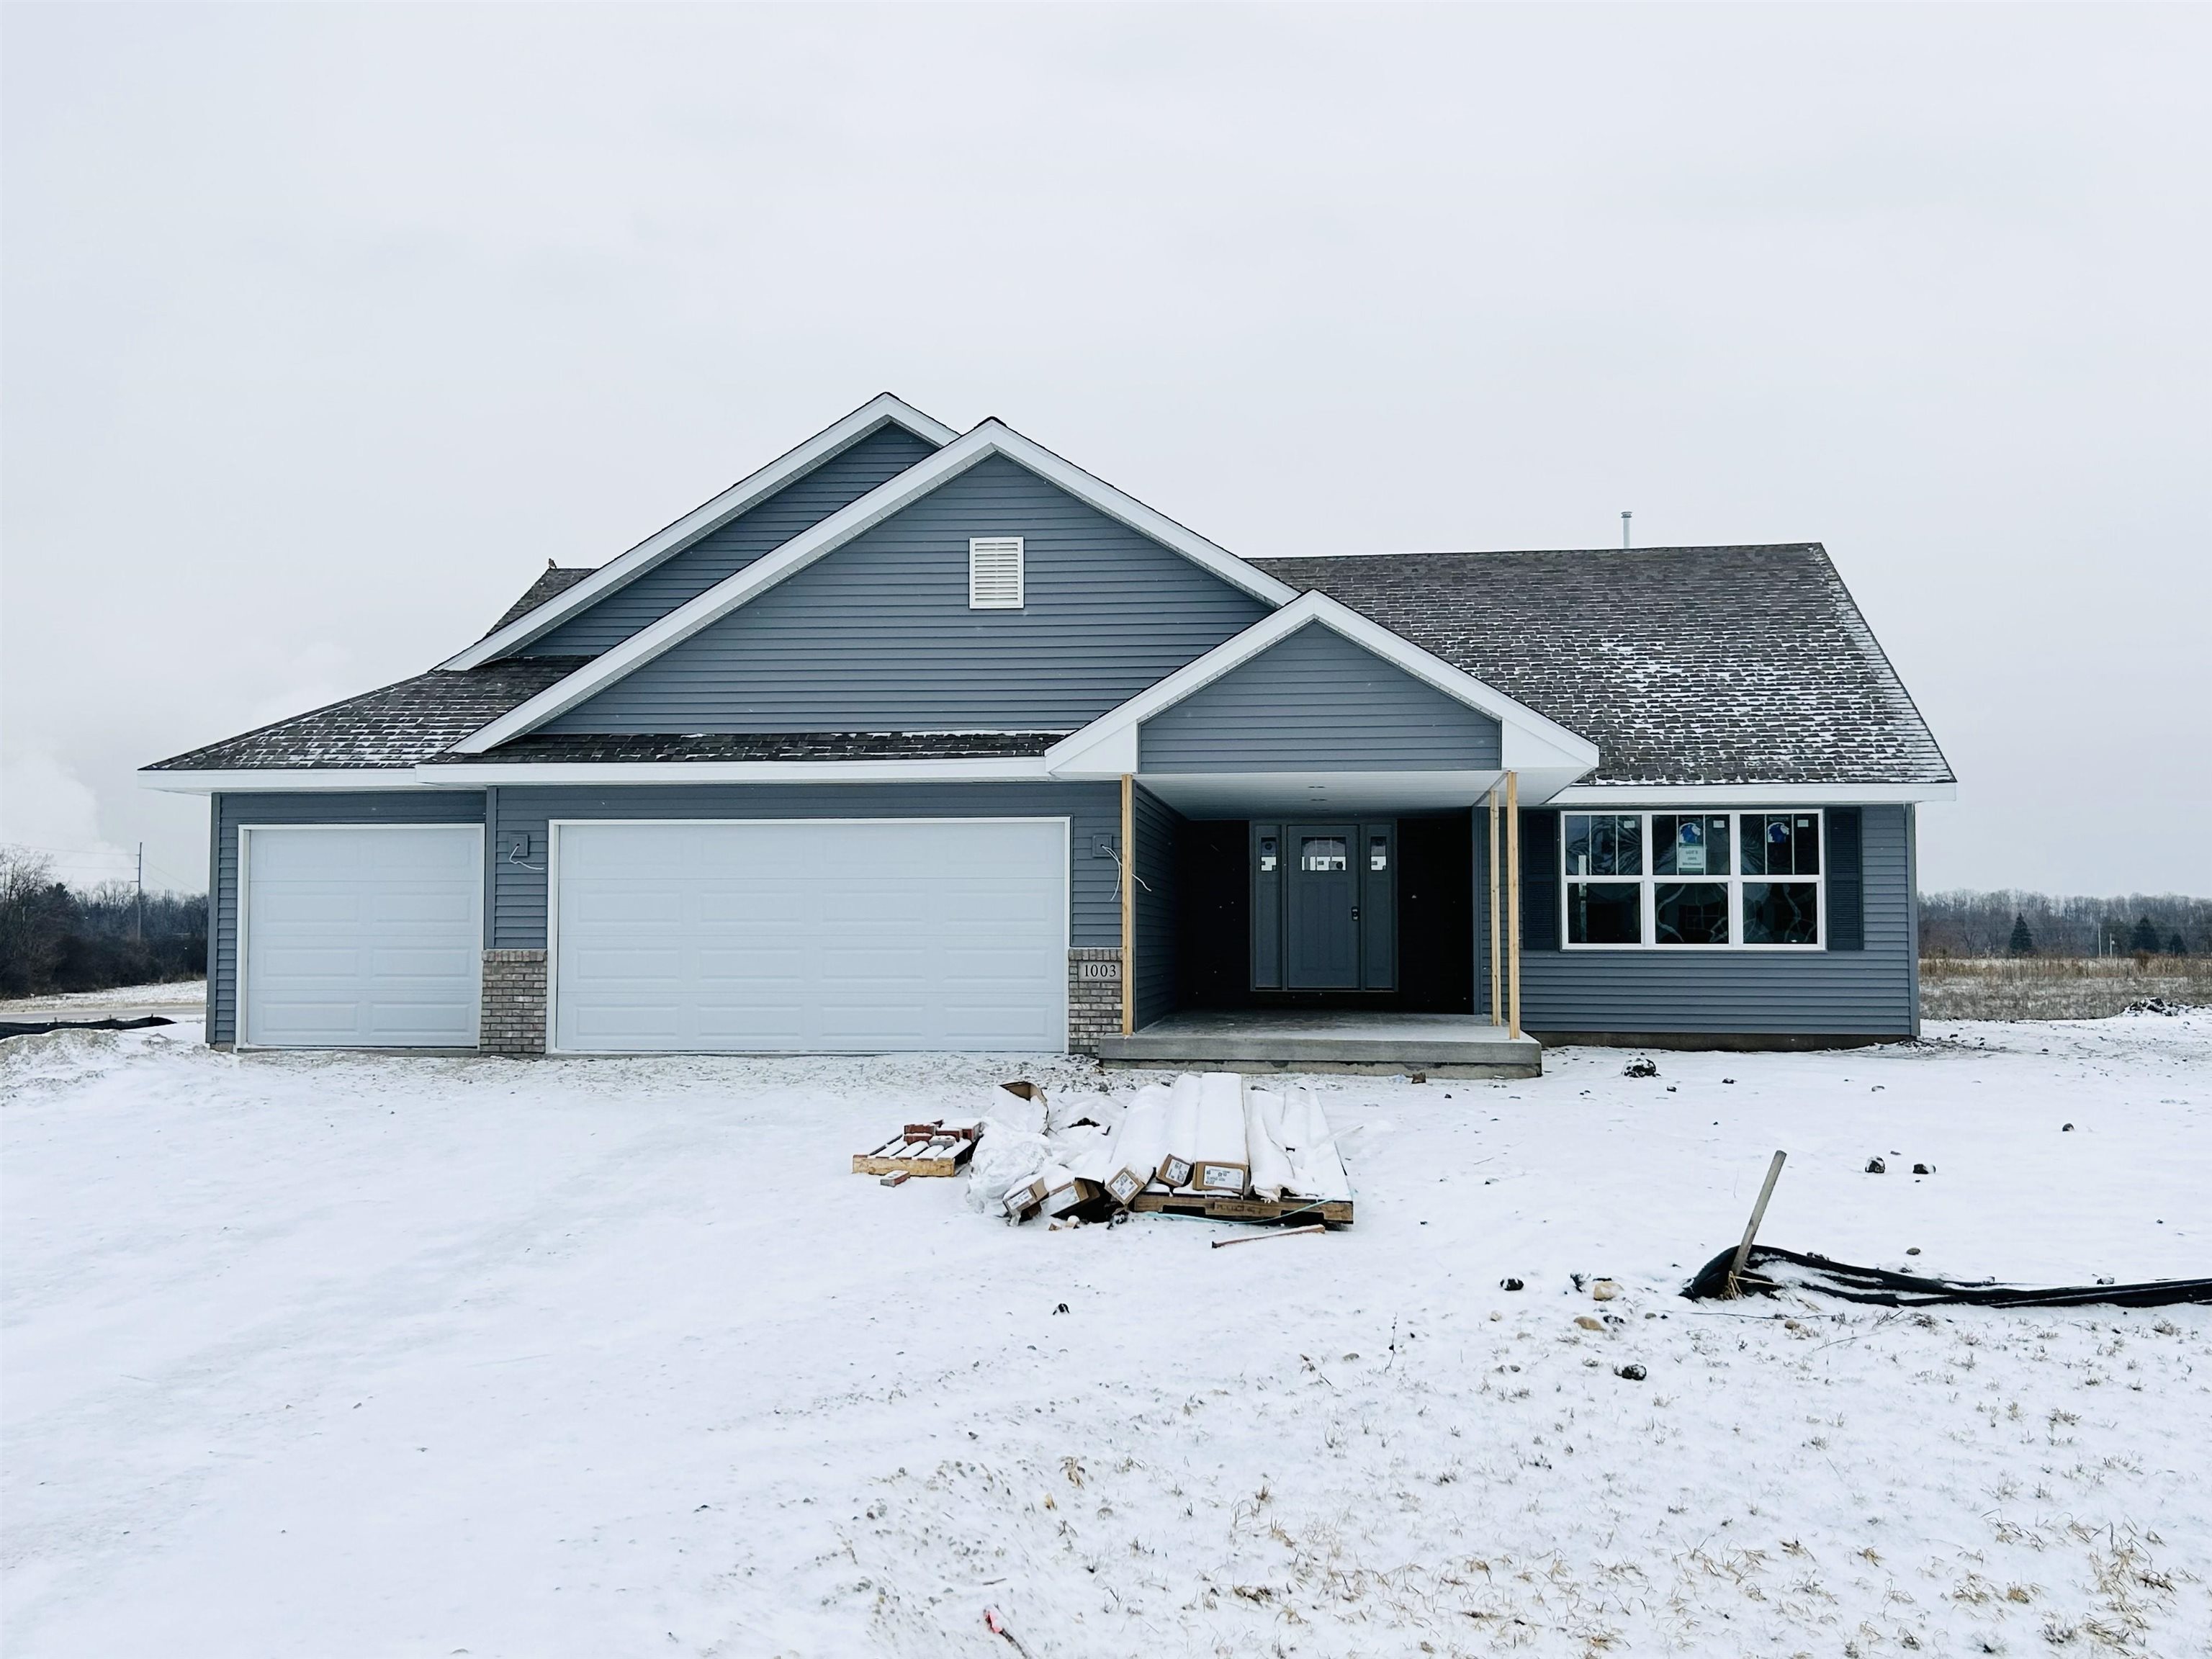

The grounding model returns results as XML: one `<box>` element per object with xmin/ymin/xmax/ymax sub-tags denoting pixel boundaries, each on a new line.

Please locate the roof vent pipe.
<box><xmin>1621</xmin><ymin>511</ymin><xmax>1632</xmax><ymax>549</ymax></box>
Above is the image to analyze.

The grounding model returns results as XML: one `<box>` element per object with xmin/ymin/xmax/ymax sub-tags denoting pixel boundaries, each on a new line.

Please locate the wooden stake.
<box><xmin>1505</xmin><ymin>770</ymin><xmax>1521</xmax><ymax>1039</ymax></box>
<box><xmin>1488</xmin><ymin>785</ymin><xmax>1502</xmax><ymax>1025</ymax></box>
<box><xmin>1210</xmin><ymin>1223</ymin><xmax>1328</xmax><ymax>1249</ymax></box>
<box><xmin>1119</xmin><ymin>773</ymin><xmax>1135</xmax><ymax>1036</ymax></box>
<box><xmin>1725</xmin><ymin>1150</ymin><xmax>1788</xmax><ymax>1298</ymax></box>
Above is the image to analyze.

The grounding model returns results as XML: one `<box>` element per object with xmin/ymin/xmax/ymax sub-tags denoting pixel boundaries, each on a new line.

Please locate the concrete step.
<box><xmin>1096</xmin><ymin>1012</ymin><xmax>1542</xmax><ymax>1077</ymax></box>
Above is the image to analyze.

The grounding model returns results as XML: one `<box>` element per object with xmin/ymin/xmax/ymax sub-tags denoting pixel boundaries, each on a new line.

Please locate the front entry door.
<box><xmin>1285</xmin><ymin>824</ymin><xmax>1359</xmax><ymax>988</ymax></box>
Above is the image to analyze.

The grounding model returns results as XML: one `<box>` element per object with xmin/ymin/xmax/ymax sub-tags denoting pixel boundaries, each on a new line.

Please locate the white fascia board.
<box><xmin>421</xmin><ymin>757</ymin><xmax>1056</xmax><ymax>786</ymax></box>
<box><xmin>439</xmin><ymin>393</ymin><xmax>960</xmax><ymax>671</ymax></box>
<box><xmin>1548</xmin><ymin>781</ymin><xmax>1959</xmax><ymax>806</ymax></box>
<box><xmin>138</xmin><ymin>769</ymin><xmax>446</xmax><ymax>795</ymax></box>
<box><xmin>1044</xmin><ymin>593</ymin><xmax>1601</xmax><ymax>779</ymax></box>
<box><xmin>451</xmin><ymin>420</ymin><xmax>1300</xmax><ymax>755</ymax></box>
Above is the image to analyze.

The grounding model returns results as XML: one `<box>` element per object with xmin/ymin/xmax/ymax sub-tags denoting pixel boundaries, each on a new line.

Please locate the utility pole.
<box><xmin>135</xmin><ymin>842</ymin><xmax>144</xmax><ymax>943</ymax></box>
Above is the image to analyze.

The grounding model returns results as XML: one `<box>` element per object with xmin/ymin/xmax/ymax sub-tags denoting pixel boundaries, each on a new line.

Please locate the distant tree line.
<box><xmin>1920</xmin><ymin>889</ymin><xmax>2208</xmax><ymax>958</ymax></box>
<box><xmin>0</xmin><ymin>848</ymin><xmax>207</xmax><ymax>997</ymax></box>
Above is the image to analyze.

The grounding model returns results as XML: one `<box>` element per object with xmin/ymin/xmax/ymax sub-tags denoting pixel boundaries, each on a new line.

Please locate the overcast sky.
<box><xmin>3</xmin><ymin>3</ymin><xmax>2206</xmax><ymax>899</ymax></box>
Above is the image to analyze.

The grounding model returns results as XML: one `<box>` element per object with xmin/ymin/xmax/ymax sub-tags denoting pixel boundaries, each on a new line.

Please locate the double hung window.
<box><xmin>1561</xmin><ymin>810</ymin><xmax>1823</xmax><ymax>948</ymax></box>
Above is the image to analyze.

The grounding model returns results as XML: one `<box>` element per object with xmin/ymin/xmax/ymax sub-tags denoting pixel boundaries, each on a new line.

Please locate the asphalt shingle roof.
<box><xmin>1249</xmin><ymin>544</ymin><xmax>1951</xmax><ymax>787</ymax></box>
<box><xmin>145</xmin><ymin>660</ymin><xmax>595</xmax><ymax>771</ymax></box>
<box><xmin>488</xmin><ymin>567</ymin><xmax>596</xmax><ymax>634</ymax></box>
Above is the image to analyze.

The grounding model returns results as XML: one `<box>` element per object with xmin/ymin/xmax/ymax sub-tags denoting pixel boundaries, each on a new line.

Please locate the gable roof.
<box><xmin>1251</xmin><ymin>544</ymin><xmax>1954</xmax><ymax>788</ymax></box>
<box><xmin>1045</xmin><ymin>590</ymin><xmax>1599</xmax><ymax>783</ymax></box>
<box><xmin>449</xmin><ymin>419</ymin><xmax>1300</xmax><ymax>755</ymax></box>
<box><xmin>441</xmin><ymin>393</ymin><xmax>958</xmax><ymax>670</ymax></box>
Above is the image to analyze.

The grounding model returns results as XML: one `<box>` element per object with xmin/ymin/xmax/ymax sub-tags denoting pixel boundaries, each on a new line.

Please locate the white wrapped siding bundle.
<box><xmin>1159</xmin><ymin>1073</ymin><xmax>1202</xmax><ymax>1187</ymax></box>
<box><xmin>1242</xmin><ymin>1087</ymin><xmax>1298</xmax><ymax>1202</ymax></box>
<box><xmin>1103</xmin><ymin>1086</ymin><xmax>1172</xmax><ymax>1205</ymax></box>
<box><xmin>1190</xmin><ymin>1072</ymin><xmax>1251</xmax><ymax>1197</ymax></box>
<box><xmin>1284</xmin><ymin>1087</ymin><xmax>1352</xmax><ymax>1200</ymax></box>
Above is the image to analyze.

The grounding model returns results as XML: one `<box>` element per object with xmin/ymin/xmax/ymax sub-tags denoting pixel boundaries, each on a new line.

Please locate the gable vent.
<box><xmin>968</xmin><ymin>536</ymin><xmax>1025</xmax><ymax>610</ymax></box>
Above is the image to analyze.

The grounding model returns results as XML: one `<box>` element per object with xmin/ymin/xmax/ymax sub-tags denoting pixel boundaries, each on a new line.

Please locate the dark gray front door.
<box><xmin>1286</xmin><ymin>824</ymin><xmax>1359</xmax><ymax>989</ymax></box>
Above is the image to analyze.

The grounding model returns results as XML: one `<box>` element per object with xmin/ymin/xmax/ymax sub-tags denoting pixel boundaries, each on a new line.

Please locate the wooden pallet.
<box><xmin>853</xmin><ymin>1135</ymin><xmax>976</xmax><ymax>1179</ymax></box>
<box><xmin>1128</xmin><ymin>1190</ymin><xmax>1354</xmax><ymax>1226</ymax></box>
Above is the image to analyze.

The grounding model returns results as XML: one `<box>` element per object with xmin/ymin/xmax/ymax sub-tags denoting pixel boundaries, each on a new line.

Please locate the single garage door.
<box><xmin>552</xmin><ymin>819</ymin><xmax>1067</xmax><ymax>1053</ymax></box>
<box><xmin>240</xmin><ymin>825</ymin><xmax>483</xmax><ymax>1048</ymax></box>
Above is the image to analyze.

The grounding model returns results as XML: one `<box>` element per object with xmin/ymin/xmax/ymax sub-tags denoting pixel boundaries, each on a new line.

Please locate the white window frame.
<box><xmin>1559</xmin><ymin>809</ymin><xmax>1825</xmax><ymax>951</ymax></box>
<box><xmin>968</xmin><ymin>536</ymin><xmax>1025</xmax><ymax>610</ymax></box>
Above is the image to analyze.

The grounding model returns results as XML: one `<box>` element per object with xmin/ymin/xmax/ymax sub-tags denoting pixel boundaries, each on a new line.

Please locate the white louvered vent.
<box><xmin>968</xmin><ymin>536</ymin><xmax>1025</xmax><ymax>609</ymax></box>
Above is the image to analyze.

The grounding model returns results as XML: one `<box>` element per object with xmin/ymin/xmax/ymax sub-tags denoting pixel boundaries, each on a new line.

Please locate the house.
<box><xmin>142</xmin><ymin>395</ymin><xmax>1953</xmax><ymax>1072</ymax></box>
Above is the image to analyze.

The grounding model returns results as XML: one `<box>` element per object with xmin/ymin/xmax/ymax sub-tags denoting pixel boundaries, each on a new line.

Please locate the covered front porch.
<box><xmin>1099</xmin><ymin>769</ymin><xmax>1547</xmax><ymax>1078</ymax></box>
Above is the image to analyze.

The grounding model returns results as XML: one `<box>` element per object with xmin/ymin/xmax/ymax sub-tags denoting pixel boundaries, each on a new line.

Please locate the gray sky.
<box><xmin>4</xmin><ymin>3</ymin><xmax>2206</xmax><ymax>899</ymax></box>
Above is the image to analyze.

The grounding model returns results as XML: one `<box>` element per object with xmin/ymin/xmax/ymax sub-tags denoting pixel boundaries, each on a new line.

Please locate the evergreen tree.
<box><xmin>2130</xmin><ymin>914</ymin><xmax>2161</xmax><ymax>953</ymax></box>
<box><xmin>2008</xmin><ymin>913</ymin><xmax>2035</xmax><ymax>956</ymax></box>
<box><xmin>2171</xmin><ymin>932</ymin><xmax>2190</xmax><ymax>957</ymax></box>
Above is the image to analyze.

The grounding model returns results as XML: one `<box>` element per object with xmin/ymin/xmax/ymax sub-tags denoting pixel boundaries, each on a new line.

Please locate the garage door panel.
<box><xmin>554</xmin><ymin>820</ymin><xmax>1066</xmax><ymax>1053</ymax></box>
<box><xmin>243</xmin><ymin>827</ymin><xmax>482</xmax><ymax>1048</ymax></box>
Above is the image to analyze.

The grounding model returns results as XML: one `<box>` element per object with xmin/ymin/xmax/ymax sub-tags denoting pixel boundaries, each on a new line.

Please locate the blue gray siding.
<box><xmin>1130</xmin><ymin>784</ymin><xmax>1181</xmax><ymax>1027</ymax></box>
<box><xmin>207</xmin><ymin>790</ymin><xmax>489</xmax><ymax>1045</ymax></box>
<box><xmin>523</xmin><ymin>423</ymin><xmax>939</xmax><ymax>657</ymax></box>
<box><xmin>1141</xmin><ymin>624</ymin><xmax>1501</xmax><ymax>771</ymax></box>
<box><xmin>488</xmin><ymin>782</ymin><xmax>1123</xmax><ymax>951</ymax></box>
<box><xmin>543</xmin><ymin>455</ymin><xmax>1273</xmax><ymax>734</ymax></box>
<box><xmin>1493</xmin><ymin>803</ymin><xmax>1917</xmax><ymax>1037</ymax></box>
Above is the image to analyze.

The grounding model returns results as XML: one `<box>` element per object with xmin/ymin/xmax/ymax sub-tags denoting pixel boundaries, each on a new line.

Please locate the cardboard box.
<box><xmin>1190</xmin><ymin>1159</ymin><xmax>1251</xmax><ymax>1197</ymax></box>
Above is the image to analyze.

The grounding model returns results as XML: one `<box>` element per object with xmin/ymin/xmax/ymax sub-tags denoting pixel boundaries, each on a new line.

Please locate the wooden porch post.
<box><xmin>1487</xmin><ymin>785</ymin><xmax>1502</xmax><ymax>1025</ymax></box>
<box><xmin>1120</xmin><ymin>773</ymin><xmax>1135</xmax><ymax>1036</ymax></box>
<box><xmin>1506</xmin><ymin>769</ymin><xmax>1522</xmax><ymax>1039</ymax></box>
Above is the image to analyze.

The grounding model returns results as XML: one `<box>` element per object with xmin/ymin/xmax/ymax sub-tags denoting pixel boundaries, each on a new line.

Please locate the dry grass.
<box><xmin>1920</xmin><ymin>955</ymin><xmax>2212</xmax><ymax>1020</ymax></box>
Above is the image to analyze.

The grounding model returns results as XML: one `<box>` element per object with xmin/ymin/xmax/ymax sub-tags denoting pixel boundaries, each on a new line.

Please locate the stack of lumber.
<box><xmin>853</xmin><ymin>1119</ymin><xmax>981</xmax><ymax>1179</ymax></box>
<box><xmin>999</xmin><ymin>1072</ymin><xmax>1354</xmax><ymax>1226</ymax></box>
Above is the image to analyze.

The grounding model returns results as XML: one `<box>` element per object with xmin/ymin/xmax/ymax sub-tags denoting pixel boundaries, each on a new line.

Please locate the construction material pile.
<box><xmin>975</xmin><ymin>1072</ymin><xmax>1355</xmax><ymax>1226</ymax></box>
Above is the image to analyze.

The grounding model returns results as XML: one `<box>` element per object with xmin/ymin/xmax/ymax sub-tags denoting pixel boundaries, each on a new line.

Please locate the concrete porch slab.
<box><xmin>1096</xmin><ymin>1010</ymin><xmax>1542</xmax><ymax>1077</ymax></box>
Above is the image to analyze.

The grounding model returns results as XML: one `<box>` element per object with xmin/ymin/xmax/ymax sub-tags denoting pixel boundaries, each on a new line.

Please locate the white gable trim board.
<box><xmin>441</xmin><ymin>394</ymin><xmax>958</xmax><ymax>671</ymax></box>
<box><xmin>450</xmin><ymin>421</ymin><xmax>1300</xmax><ymax>755</ymax></box>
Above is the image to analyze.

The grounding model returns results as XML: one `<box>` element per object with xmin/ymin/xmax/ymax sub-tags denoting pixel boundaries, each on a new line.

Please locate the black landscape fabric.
<box><xmin>0</xmin><ymin>1015</ymin><xmax>175</xmax><ymax>1041</ymax></box>
<box><xmin>1684</xmin><ymin>1244</ymin><xmax>2212</xmax><ymax>1310</ymax></box>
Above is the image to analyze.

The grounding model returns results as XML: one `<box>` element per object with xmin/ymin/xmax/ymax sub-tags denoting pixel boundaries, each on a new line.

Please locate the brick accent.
<box><xmin>1068</xmin><ymin>948</ymin><xmax>1125</xmax><ymax>1054</ymax></box>
<box><xmin>480</xmin><ymin>949</ymin><xmax>547</xmax><ymax>1055</ymax></box>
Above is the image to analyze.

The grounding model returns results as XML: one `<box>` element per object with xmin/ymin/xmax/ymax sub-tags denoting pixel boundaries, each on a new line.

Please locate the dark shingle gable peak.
<box><xmin>1251</xmin><ymin>541</ymin><xmax>1953</xmax><ymax>788</ymax></box>
<box><xmin>487</xmin><ymin>566</ymin><xmax>596</xmax><ymax>637</ymax></box>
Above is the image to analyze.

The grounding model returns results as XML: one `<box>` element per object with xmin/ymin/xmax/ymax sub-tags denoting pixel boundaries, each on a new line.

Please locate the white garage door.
<box><xmin>552</xmin><ymin>819</ymin><xmax>1068</xmax><ymax>1053</ymax></box>
<box><xmin>240</xmin><ymin>825</ymin><xmax>483</xmax><ymax>1048</ymax></box>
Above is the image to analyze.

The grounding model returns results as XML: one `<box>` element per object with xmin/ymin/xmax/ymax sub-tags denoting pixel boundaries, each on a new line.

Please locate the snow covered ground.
<box><xmin>4</xmin><ymin>1015</ymin><xmax>2207</xmax><ymax>1658</ymax></box>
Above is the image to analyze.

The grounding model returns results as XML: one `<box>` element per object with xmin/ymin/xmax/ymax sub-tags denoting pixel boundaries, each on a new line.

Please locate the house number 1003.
<box><xmin>1077</xmin><ymin>961</ymin><xmax>1123</xmax><ymax>981</ymax></box>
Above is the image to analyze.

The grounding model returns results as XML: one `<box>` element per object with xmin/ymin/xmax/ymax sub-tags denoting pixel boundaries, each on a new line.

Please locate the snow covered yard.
<box><xmin>4</xmin><ymin>1017</ymin><xmax>2207</xmax><ymax>1658</ymax></box>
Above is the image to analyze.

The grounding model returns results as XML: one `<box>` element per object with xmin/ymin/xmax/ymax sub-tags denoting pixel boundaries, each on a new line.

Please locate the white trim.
<box><xmin>544</xmin><ymin>815</ymin><xmax>1071</xmax><ymax>1056</ymax></box>
<box><xmin>1558</xmin><ymin>808</ymin><xmax>1826</xmax><ymax>953</ymax></box>
<box><xmin>235</xmin><ymin>822</ymin><xmax>486</xmax><ymax>1049</ymax></box>
<box><xmin>141</xmin><ymin>769</ymin><xmax>457</xmax><ymax>795</ymax></box>
<box><xmin>1551</xmin><ymin>782</ymin><xmax>1956</xmax><ymax>806</ymax></box>
<box><xmin>450</xmin><ymin>420</ymin><xmax>1300</xmax><ymax>754</ymax></box>
<box><xmin>1043</xmin><ymin>592</ymin><xmax>1601</xmax><ymax>780</ymax></box>
<box><xmin>439</xmin><ymin>394</ymin><xmax>960</xmax><ymax>670</ymax></box>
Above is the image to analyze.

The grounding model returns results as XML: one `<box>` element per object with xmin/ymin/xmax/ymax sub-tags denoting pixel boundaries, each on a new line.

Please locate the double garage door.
<box><xmin>240</xmin><ymin>819</ymin><xmax>1068</xmax><ymax>1052</ymax></box>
